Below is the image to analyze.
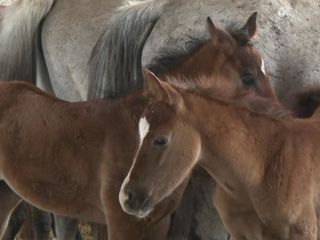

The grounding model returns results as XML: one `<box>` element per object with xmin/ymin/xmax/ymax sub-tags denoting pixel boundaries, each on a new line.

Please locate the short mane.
<box><xmin>165</xmin><ymin>75</ymin><xmax>292</xmax><ymax>120</ymax></box>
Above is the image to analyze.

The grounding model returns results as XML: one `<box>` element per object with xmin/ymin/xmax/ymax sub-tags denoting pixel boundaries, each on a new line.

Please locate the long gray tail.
<box><xmin>88</xmin><ymin>0</ymin><xmax>166</xmax><ymax>99</ymax></box>
<box><xmin>0</xmin><ymin>0</ymin><xmax>54</xmax><ymax>81</ymax></box>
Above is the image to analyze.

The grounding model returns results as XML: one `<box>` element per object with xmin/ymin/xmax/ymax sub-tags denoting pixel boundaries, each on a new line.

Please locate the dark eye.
<box><xmin>153</xmin><ymin>137</ymin><xmax>168</xmax><ymax>146</ymax></box>
<box><xmin>241</xmin><ymin>73</ymin><xmax>256</xmax><ymax>86</ymax></box>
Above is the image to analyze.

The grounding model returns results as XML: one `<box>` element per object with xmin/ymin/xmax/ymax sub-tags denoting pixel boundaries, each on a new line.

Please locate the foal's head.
<box><xmin>119</xmin><ymin>71</ymin><xmax>199</xmax><ymax>218</ymax></box>
<box><xmin>167</xmin><ymin>12</ymin><xmax>277</xmax><ymax>102</ymax></box>
<box><xmin>119</xmin><ymin>70</ymin><xmax>281</xmax><ymax>218</ymax></box>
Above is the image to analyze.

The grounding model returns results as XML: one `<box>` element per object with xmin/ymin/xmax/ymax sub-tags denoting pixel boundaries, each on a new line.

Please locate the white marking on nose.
<box><xmin>119</xmin><ymin>176</ymin><xmax>129</xmax><ymax>209</ymax></box>
<box><xmin>119</xmin><ymin>117</ymin><xmax>150</xmax><ymax>209</ymax></box>
<box><xmin>261</xmin><ymin>59</ymin><xmax>266</xmax><ymax>75</ymax></box>
<box><xmin>139</xmin><ymin>117</ymin><xmax>150</xmax><ymax>146</ymax></box>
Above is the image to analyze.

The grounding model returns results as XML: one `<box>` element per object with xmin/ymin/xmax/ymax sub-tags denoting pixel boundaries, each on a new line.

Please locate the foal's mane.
<box><xmin>166</xmin><ymin>75</ymin><xmax>291</xmax><ymax>120</ymax></box>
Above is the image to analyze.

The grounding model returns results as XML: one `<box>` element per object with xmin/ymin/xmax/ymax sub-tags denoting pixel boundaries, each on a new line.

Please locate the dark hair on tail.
<box><xmin>88</xmin><ymin>0</ymin><xmax>165</xmax><ymax>99</ymax></box>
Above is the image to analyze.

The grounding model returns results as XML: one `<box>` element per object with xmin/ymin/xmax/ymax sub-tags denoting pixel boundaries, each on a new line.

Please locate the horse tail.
<box><xmin>0</xmin><ymin>0</ymin><xmax>54</xmax><ymax>82</ymax></box>
<box><xmin>88</xmin><ymin>0</ymin><xmax>166</xmax><ymax>99</ymax></box>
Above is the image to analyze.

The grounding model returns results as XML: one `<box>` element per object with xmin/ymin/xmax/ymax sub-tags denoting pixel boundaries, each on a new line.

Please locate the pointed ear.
<box><xmin>206</xmin><ymin>17</ymin><xmax>219</xmax><ymax>44</ymax></box>
<box><xmin>143</xmin><ymin>69</ymin><xmax>182</xmax><ymax>107</ymax></box>
<box><xmin>143</xmin><ymin>69</ymin><xmax>169</xmax><ymax>101</ymax></box>
<box><xmin>242</xmin><ymin>12</ymin><xmax>258</xmax><ymax>40</ymax></box>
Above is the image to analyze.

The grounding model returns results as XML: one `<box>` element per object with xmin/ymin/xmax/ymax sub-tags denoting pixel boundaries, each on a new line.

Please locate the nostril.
<box><xmin>123</xmin><ymin>188</ymin><xmax>150</xmax><ymax>212</ymax></box>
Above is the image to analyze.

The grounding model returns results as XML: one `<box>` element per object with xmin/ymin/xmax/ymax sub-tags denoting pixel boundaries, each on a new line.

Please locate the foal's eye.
<box><xmin>241</xmin><ymin>73</ymin><xmax>256</xmax><ymax>86</ymax></box>
<box><xmin>153</xmin><ymin>137</ymin><xmax>168</xmax><ymax>146</ymax></box>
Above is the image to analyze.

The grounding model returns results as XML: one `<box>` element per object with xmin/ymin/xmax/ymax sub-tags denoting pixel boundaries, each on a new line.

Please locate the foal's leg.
<box><xmin>213</xmin><ymin>186</ymin><xmax>265</xmax><ymax>240</ymax></box>
<box><xmin>18</xmin><ymin>214</ymin><xmax>35</xmax><ymax>240</ymax></box>
<box><xmin>1</xmin><ymin>201</ymin><xmax>29</xmax><ymax>240</ymax></box>
<box><xmin>31</xmin><ymin>207</ymin><xmax>52</xmax><ymax>239</ymax></box>
<box><xmin>0</xmin><ymin>181</ymin><xmax>21</xmax><ymax>237</ymax></box>
<box><xmin>52</xmin><ymin>214</ymin><xmax>82</xmax><ymax>240</ymax></box>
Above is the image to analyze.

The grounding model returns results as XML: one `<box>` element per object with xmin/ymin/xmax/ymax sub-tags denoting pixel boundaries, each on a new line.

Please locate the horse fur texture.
<box><xmin>1</xmin><ymin>0</ymin><xmax>320</xmax><ymax>239</ymax></box>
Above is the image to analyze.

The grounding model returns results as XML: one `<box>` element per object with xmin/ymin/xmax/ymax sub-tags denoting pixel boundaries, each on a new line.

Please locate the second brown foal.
<box><xmin>121</xmin><ymin>70</ymin><xmax>320</xmax><ymax>239</ymax></box>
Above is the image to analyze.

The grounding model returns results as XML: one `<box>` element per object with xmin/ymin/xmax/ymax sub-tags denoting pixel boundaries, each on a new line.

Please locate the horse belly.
<box><xmin>0</xmin><ymin>157</ymin><xmax>104</xmax><ymax>223</ymax></box>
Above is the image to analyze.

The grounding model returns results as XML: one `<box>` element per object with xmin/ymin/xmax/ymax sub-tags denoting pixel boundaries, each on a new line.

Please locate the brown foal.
<box><xmin>0</xmin><ymin>14</ymin><xmax>280</xmax><ymax>240</ymax></box>
<box><xmin>120</xmin><ymin>70</ymin><xmax>320</xmax><ymax>239</ymax></box>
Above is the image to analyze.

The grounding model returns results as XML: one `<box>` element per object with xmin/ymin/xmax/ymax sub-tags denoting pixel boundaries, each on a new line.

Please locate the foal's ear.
<box><xmin>242</xmin><ymin>12</ymin><xmax>258</xmax><ymax>39</ymax></box>
<box><xmin>143</xmin><ymin>69</ymin><xmax>182</xmax><ymax>105</ymax></box>
<box><xmin>231</xmin><ymin>12</ymin><xmax>257</xmax><ymax>45</ymax></box>
<box><xmin>207</xmin><ymin>17</ymin><xmax>219</xmax><ymax>44</ymax></box>
<box><xmin>143</xmin><ymin>69</ymin><xmax>165</xmax><ymax>98</ymax></box>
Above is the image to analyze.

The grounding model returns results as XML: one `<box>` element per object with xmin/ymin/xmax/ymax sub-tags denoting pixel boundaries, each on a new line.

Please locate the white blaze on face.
<box><xmin>261</xmin><ymin>59</ymin><xmax>266</xmax><ymax>75</ymax></box>
<box><xmin>119</xmin><ymin>117</ymin><xmax>150</xmax><ymax>209</ymax></box>
<box><xmin>139</xmin><ymin>117</ymin><xmax>150</xmax><ymax>146</ymax></box>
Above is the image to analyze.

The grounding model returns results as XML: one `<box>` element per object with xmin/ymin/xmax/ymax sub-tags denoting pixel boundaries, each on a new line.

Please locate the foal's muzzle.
<box><xmin>119</xmin><ymin>187</ymin><xmax>153</xmax><ymax>218</ymax></box>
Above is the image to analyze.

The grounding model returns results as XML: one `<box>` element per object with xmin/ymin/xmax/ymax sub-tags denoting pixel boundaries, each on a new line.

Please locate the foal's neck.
<box><xmin>185</xmin><ymin>94</ymin><xmax>290</xmax><ymax>192</ymax></box>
